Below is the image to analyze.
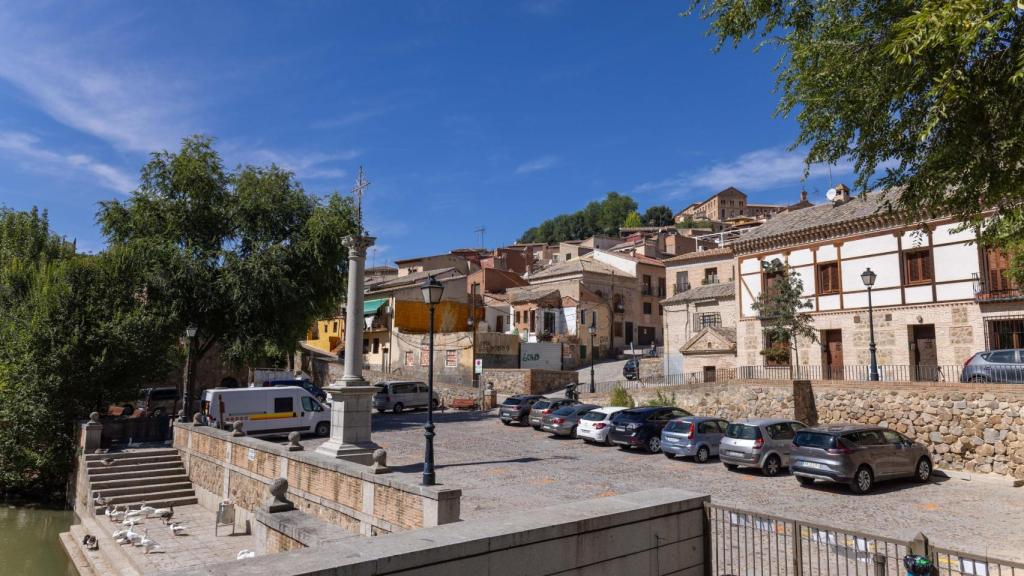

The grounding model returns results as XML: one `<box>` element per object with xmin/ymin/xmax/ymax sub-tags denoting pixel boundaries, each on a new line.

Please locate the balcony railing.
<box><xmin>973</xmin><ymin>275</ymin><xmax>1024</xmax><ymax>302</ymax></box>
<box><xmin>641</xmin><ymin>285</ymin><xmax>653</xmax><ymax>296</ymax></box>
<box><xmin>673</xmin><ymin>282</ymin><xmax>691</xmax><ymax>295</ymax></box>
<box><xmin>701</xmin><ymin>276</ymin><xmax>719</xmax><ymax>285</ymax></box>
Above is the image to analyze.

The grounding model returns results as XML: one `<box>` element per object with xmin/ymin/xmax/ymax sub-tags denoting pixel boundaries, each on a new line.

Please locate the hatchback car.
<box><xmin>372</xmin><ymin>381</ymin><xmax>439</xmax><ymax>413</ymax></box>
<box><xmin>540</xmin><ymin>403</ymin><xmax>600</xmax><ymax>437</ymax></box>
<box><xmin>498</xmin><ymin>394</ymin><xmax>544</xmax><ymax>425</ymax></box>
<box><xmin>607</xmin><ymin>406</ymin><xmax>693</xmax><ymax>452</ymax></box>
<box><xmin>528</xmin><ymin>398</ymin><xmax>580</xmax><ymax>429</ymax></box>
<box><xmin>661</xmin><ymin>417</ymin><xmax>729</xmax><ymax>463</ymax></box>
<box><xmin>961</xmin><ymin>349</ymin><xmax>1024</xmax><ymax>383</ymax></box>
<box><xmin>576</xmin><ymin>407</ymin><xmax>629</xmax><ymax>445</ymax></box>
<box><xmin>719</xmin><ymin>418</ymin><xmax>806</xmax><ymax>476</ymax></box>
<box><xmin>622</xmin><ymin>358</ymin><xmax>640</xmax><ymax>380</ymax></box>
<box><xmin>791</xmin><ymin>425</ymin><xmax>932</xmax><ymax>494</ymax></box>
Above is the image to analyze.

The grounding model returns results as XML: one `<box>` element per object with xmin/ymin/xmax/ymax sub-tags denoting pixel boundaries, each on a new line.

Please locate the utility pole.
<box><xmin>474</xmin><ymin>226</ymin><xmax>486</xmax><ymax>249</ymax></box>
<box><xmin>469</xmin><ymin>282</ymin><xmax>480</xmax><ymax>387</ymax></box>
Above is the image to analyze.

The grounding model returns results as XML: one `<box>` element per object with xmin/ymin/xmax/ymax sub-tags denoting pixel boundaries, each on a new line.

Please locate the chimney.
<box><xmin>800</xmin><ymin>190</ymin><xmax>808</xmax><ymax>203</ymax></box>
<box><xmin>830</xmin><ymin>183</ymin><xmax>852</xmax><ymax>204</ymax></box>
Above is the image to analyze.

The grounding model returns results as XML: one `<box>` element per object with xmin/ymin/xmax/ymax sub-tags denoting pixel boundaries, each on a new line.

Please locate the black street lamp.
<box><xmin>588</xmin><ymin>315</ymin><xmax>597</xmax><ymax>394</ymax></box>
<box><xmin>420</xmin><ymin>275</ymin><xmax>444</xmax><ymax>486</ymax></box>
<box><xmin>861</xmin><ymin>268</ymin><xmax>879</xmax><ymax>381</ymax></box>
<box><xmin>179</xmin><ymin>324</ymin><xmax>198</xmax><ymax>422</ymax></box>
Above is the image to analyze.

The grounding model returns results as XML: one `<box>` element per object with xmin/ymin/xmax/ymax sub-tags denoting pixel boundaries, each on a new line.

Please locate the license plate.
<box><xmin>800</xmin><ymin>461</ymin><xmax>827</xmax><ymax>470</ymax></box>
<box><xmin>615</xmin><ymin>426</ymin><xmax>625</xmax><ymax>432</ymax></box>
<box><xmin>725</xmin><ymin>450</ymin><xmax>743</xmax><ymax>457</ymax></box>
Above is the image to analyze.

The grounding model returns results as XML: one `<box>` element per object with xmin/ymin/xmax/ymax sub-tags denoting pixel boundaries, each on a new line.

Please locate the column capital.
<box><xmin>343</xmin><ymin>235</ymin><xmax>376</xmax><ymax>257</ymax></box>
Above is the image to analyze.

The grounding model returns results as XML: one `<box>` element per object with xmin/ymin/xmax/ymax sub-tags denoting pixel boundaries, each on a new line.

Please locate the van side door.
<box><xmin>414</xmin><ymin>382</ymin><xmax>430</xmax><ymax>408</ymax></box>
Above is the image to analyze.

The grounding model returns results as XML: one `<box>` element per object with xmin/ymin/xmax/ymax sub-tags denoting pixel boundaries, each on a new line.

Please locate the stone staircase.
<box><xmin>86</xmin><ymin>448</ymin><xmax>197</xmax><ymax>513</ymax></box>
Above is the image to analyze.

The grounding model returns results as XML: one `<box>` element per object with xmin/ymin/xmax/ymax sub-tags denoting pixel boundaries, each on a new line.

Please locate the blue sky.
<box><xmin>0</xmin><ymin>1</ymin><xmax>854</xmax><ymax>262</ymax></box>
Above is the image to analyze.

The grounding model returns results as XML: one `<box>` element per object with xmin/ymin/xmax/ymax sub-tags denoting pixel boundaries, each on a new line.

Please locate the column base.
<box><xmin>314</xmin><ymin>439</ymin><xmax>380</xmax><ymax>465</ymax></box>
<box><xmin>316</xmin><ymin>384</ymin><xmax>379</xmax><ymax>465</ymax></box>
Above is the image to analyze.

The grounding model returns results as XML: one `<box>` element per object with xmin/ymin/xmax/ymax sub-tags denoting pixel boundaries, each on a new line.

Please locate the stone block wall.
<box><xmin>480</xmin><ymin>368</ymin><xmax>578</xmax><ymax>395</ymax></box>
<box><xmin>172</xmin><ymin>423</ymin><xmax>461</xmax><ymax>541</ymax></box>
<box><xmin>581</xmin><ymin>379</ymin><xmax>1024</xmax><ymax>480</ymax></box>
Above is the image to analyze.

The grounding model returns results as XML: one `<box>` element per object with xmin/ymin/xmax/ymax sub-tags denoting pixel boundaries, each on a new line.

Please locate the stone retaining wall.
<box><xmin>481</xmin><ymin>368</ymin><xmax>578</xmax><ymax>395</ymax></box>
<box><xmin>581</xmin><ymin>379</ymin><xmax>1024</xmax><ymax>480</ymax></box>
<box><xmin>172</xmin><ymin>423</ymin><xmax>461</xmax><ymax>539</ymax></box>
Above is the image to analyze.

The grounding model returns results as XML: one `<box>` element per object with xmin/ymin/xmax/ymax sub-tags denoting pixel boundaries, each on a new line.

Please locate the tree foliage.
<box><xmin>750</xmin><ymin>259</ymin><xmax>817</xmax><ymax>378</ymax></box>
<box><xmin>623</xmin><ymin>211</ymin><xmax>645</xmax><ymax>228</ymax></box>
<box><xmin>643</xmin><ymin>205</ymin><xmax>675</xmax><ymax>227</ymax></box>
<box><xmin>518</xmin><ymin>192</ymin><xmax>638</xmax><ymax>243</ymax></box>
<box><xmin>686</xmin><ymin>0</ymin><xmax>1024</xmax><ymax>277</ymax></box>
<box><xmin>98</xmin><ymin>135</ymin><xmax>359</xmax><ymax>368</ymax></box>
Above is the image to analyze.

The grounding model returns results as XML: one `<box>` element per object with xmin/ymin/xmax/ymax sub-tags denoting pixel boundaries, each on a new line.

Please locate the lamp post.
<box><xmin>179</xmin><ymin>325</ymin><xmax>198</xmax><ymax>422</ymax></box>
<box><xmin>588</xmin><ymin>315</ymin><xmax>597</xmax><ymax>394</ymax></box>
<box><xmin>861</xmin><ymin>268</ymin><xmax>879</xmax><ymax>381</ymax></box>
<box><xmin>420</xmin><ymin>275</ymin><xmax>444</xmax><ymax>486</ymax></box>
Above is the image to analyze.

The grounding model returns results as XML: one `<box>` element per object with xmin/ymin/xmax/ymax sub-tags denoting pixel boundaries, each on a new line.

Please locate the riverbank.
<box><xmin>0</xmin><ymin>502</ymin><xmax>77</xmax><ymax>575</ymax></box>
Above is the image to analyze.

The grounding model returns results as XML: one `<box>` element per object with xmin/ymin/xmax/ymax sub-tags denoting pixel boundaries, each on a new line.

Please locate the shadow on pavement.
<box><xmin>371</xmin><ymin>409</ymin><xmax>498</xmax><ymax>432</ymax></box>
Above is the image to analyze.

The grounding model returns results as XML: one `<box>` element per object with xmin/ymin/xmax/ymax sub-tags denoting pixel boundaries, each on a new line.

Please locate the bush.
<box><xmin>608</xmin><ymin>386</ymin><xmax>635</xmax><ymax>408</ymax></box>
<box><xmin>644</xmin><ymin>390</ymin><xmax>677</xmax><ymax>407</ymax></box>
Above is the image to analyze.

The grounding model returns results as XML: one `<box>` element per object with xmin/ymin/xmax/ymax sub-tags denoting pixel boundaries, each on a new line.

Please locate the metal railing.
<box><xmin>735</xmin><ymin>364</ymin><xmax>968</xmax><ymax>383</ymax></box>
<box><xmin>705</xmin><ymin>503</ymin><xmax>1022</xmax><ymax>576</ymax></box>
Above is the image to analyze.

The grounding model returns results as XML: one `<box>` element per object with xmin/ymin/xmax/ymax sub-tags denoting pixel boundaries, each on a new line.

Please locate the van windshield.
<box><xmin>726</xmin><ymin>424</ymin><xmax>761</xmax><ymax>440</ymax></box>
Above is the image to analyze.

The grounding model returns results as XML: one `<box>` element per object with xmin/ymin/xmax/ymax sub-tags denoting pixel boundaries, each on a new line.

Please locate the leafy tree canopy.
<box><xmin>750</xmin><ymin>259</ymin><xmax>817</xmax><ymax>377</ymax></box>
<box><xmin>687</xmin><ymin>0</ymin><xmax>1024</xmax><ymax>275</ymax></box>
<box><xmin>518</xmin><ymin>192</ymin><xmax>639</xmax><ymax>243</ymax></box>
<box><xmin>623</xmin><ymin>211</ymin><xmax>645</xmax><ymax>228</ymax></box>
<box><xmin>643</xmin><ymin>205</ymin><xmax>675</xmax><ymax>227</ymax></box>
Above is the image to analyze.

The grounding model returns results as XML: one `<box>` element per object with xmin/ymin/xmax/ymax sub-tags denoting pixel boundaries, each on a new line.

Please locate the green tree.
<box><xmin>643</xmin><ymin>205</ymin><xmax>675</xmax><ymax>227</ymax></box>
<box><xmin>686</xmin><ymin>1</ymin><xmax>1024</xmax><ymax>277</ymax></box>
<box><xmin>517</xmin><ymin>192</ymin><xmax>639</xmax><ymax>243</ymax></box>
<box><xmin>98</xmin><ymin>135</ymin><xmax>359</xmax><ymax>412</ymax></box>
<box><xmin>623</xmin><ymin>211</ymin><xmax>645</xmax><ymax>229</ymax></box>
<box><xmin>750</xmin><ymin>259</ymin><xmax>817</xmax><ymax>379</ymax></box>
<box><xmin>609</xmin><ymin>385</ymin><xmax>636</xmax><ymax>408</ymax></box>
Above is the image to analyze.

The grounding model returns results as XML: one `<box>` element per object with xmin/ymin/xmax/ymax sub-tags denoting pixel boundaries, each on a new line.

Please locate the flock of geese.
<box><xmin>93</xmin><ymin>496</ymin><xmax>256</xmax><ymax>560</ymax></box>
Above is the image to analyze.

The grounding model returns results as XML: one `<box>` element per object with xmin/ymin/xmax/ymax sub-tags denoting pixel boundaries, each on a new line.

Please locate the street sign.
<box><xmin>474</xmin><ymin>358</ymin><xmax>483</xmax><ymax>374</ymax></box>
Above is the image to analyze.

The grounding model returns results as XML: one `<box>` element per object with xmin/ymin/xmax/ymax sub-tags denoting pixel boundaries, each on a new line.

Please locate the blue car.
<box><xmin>661</xmin><ymin>416</ymin><xmax>729</xmax><ymax>463</ymax></box>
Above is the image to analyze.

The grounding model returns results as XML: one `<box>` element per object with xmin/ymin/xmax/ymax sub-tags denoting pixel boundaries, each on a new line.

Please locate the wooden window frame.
<box><xmin>444</xmin><ymin>350</ymin><xmax>457</xmax><ymax>368</ymax></box>
<box><xmin>903</xmin><ymin>249</ymin><xmax>933</xmax><ymax>286</ymax></box>
<box><xmin>815</xmin><ymin>262</ymin><xmax>840</xmax><ymax>295</ymax></box>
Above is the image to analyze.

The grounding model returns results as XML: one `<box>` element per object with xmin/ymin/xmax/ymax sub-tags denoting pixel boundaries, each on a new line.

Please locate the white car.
<box><xmin>576</xmin><ymin>406</ymin><xmax>629</xmax><ymax>445</ymax></box>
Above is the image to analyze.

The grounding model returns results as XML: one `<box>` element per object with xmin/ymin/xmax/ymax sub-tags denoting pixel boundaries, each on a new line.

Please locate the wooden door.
<box><xmin>911</xmin><ymin>325</ymin><xmax>938</xmax><ymax>381</ymax></box>
<box><xmin>821</xmin><ymin>330</ymin><xmax>843</xmax><ymax>380</ymax></box>
<box><xmin>703</xmin><ymin>366</ymin><xmax>717</xmax><ymax>383</ymax></box>
<box><xmin>625</xmin><ymin>322</ymin><xmax>634</xmax><ymax>345</ymax></box>
<box><xmin>986</xmin><ymin>249</ymin><xmax>1015</xmax><ymax>294</ymax></box>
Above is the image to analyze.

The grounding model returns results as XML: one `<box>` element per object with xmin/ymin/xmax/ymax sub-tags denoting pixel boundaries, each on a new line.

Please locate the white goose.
<box><xmin>122</xmin><ymin>516</ymin><xmax>140</xmax><ymax>527</ymax></box>
<box><xmin>124</xmin><ymin>526</ymin><xmax>142</xmax><ymax>546</ymax></box>
<box><xmin>123</xmin><ymin>509</ymin><xmax>145</xmax><ymax>523</ymax></box>
<box><xmin>139</xmin><ymin>530</ymin><xmax>160</xmax><ymax>554</ymax></box>
<box><xmin>150</xmin><ymin>506</ymin><xmax>173</xmax><ymax>520</ymax></box>
<box><xmin>236</xmin><ymin>549</ymin><xmax>256</xmax><ymax>560</ymax></box>
<box><xmin>138</xmin><ymin>505</ymin><xmax>157</xmax><ymax>517</ymax></box>
<box><xmin>109</xmin><ymin>505</ymin><xmax>127</xmax><ymax>522</ymax></box>
<box><xmin>168</xmin><ymin>522</ymin><xmax>187</xmax><ymax>535</ymax></box>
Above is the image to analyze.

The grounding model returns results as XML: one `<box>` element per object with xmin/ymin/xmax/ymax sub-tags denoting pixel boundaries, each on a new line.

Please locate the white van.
<box><xmin>201</xmin><ymin>386</ymin><xmax>330</xmax><ymax>437</ymax></box>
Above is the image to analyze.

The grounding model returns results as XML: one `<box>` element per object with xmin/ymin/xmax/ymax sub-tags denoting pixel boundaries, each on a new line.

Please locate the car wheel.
<box><xmin>392</xmin><ymin>403</ymin><xmax>404</xmax><ymax>414</ymax></box>
<box><xmin>570</xmin><ymin>426</ymin><xmax>578</xmax><ymax>439</ymax></box>
<box><xmin>647</xmin><ymin>436</ymin><xmax>661</xmax><ymax>453</ymax></box>
<box><xmin>315</xmin><ymin>422</ymin><xmax>329</xmax><ymax>437</ymax></box>
<box><xmin>604</xmin><ymin>434</ymin><xmax>614</xmax><ymax>447</ymax></box>
<box><xmin>695</xmin><ymin>446</ymin><xmax>710</xmax><ymax>463</ymax></box>
<box><xmin>850</xmin><ymin>466</ymin><xmax>874</xmax><ymax>494</ymax></box>
<box><xmin>968</xmin><ymin>375</ymin><xmax>989</xmax><ymax>383</ymax></box>
<box><xmin>431</xmin><ymin>398</ymin><xmax>440</xmax><ymax>409</ymax></box>
<box><xmin>914</xmin><ymin>458</ymin><xmax>932</xmax><ymax>483</ymax></box>
<box><xmin>724</xmin><ymin>463</ymin><xmax>738</xmax><ymax>471</ymax></box>
<box><xmin>796</xmin><ymin>476</ymin><xmax>815</xmax><ymax>487</ymax></box>
<box><xmin>151</xmin><ymin>408</ymin><xmax>165</xmax><ymax>418</ymax></box>
<box><xmin>532</xmin><ymin>424</ymin><xmax>542</xmax><ymax>430</ymax></box>
<box><xmin>762</xmin><ymin>455</ymin><xmax>782</xmax><ymax>477</ymax></box>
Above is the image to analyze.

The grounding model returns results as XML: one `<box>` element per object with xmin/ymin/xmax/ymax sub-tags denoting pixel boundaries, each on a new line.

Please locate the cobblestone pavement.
<box><xmin>297</xmin><ymin>408</ymin><xmax>1024</xmax><ymax>562</ymax></box>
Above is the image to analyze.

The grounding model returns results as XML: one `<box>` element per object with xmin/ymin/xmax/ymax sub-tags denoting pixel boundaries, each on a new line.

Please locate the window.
<box><xmin>643</xmin><ymin>302</ymin><xmax>653</xmax><ymax>315</ymax></box>
<box><xmin>882</xmin><ymin>430</ymin><xmax>904</xmax><ymax>445</ymax></box>
<box><xmin>986</xmin><ymin>350</ymin><xmax>1017</xmax><ymax>364</ymax></box>
<box><xmin>763</xmin><ymin>265</ymin><xmax>784</xmax><ymax>297</ymax></box>
<box><xmin>658</xmin><ymin>278</ymin><xmax>666</xmax><ymax>297</ymax></box>
<box><xmin>816</xmin><ymin>262</ymin><xmax>840</xmax><ymax>295</ymax></box>
<box><xmin>543</xmin><ymin>311</ymin><xmax>556</xmax><ymax>333</ymax></box>
<box><xmin>763</xmin><ymin>332</ymin><xmax>791</xmax><ymax>366</ymax></box>
<box><xmin>445</xmin><ymin>350</ymin><xmax>457</xmax><ymax>368</ymax></box>
<box><xmin>420</xmin><ymin>349</ymin><xmax>430</xmax><ymax>365</ymax></box>
<box><xmin>694</xmin><ymin>312</ymin><xmax>721</xmax><ymax>329</ymax></box>
<box><xmin>362</xmin><ymin>339</ymin><xmax>369</xmax><ymax>354</ymax></box>
<box><xmin>393</xmin><ymin>383</ymin><xmax>414</xmax><ymax>394</ymax></box>
<box><xmin>372</xmin><ymin>338</ymin><xmax>380</xmax><ymax>353</ymax></box>
<box><xmin>985</xmin><ymin>248</ymin><xmax>1016</xmax><ymax>293</ymax></box>
<box><xmin>613</xmin><ymin>322</ymin><xmax>623</xmax><ymax>337</ymax></box>
<box><xmin>642</xmin><ymin>274</ymin><xmax>652</xmax><ymax>295</ymax></box>
<box><xmin>515</xmin><ymin>310</ymin><xmax>521</xmax><ymax>324</ymax></box>
<box><xmin>332</xmin><ymin>321</ymin><xmax>338</xmax><ymax>332</ymax></box>
<box><xmin>704</xmin><ymin>268</ymin><xmax>718</xmax><ymax>284</ymax></box>
<box><xmin>904</xmin><ymin>249</ymin><xmax>933</xmax><ymax>284</ymax></box>
<box><xmin>405</xmin><ymin>351</ymin><xmax>415</xmax><ymax>367</ymax></box>
<box><xmin>273</xmin><ymin>397</ymin><xmax>294</xmax><ymax>413</ymax></box>
<box><xmin>496</xmin><ymin>315</ymin><xmax>504</xmax><ymax>333</ymax></box>
<box><xmin>529</xmin><ymin>310</ymin><xmax>536</xmax><ymax>332</ymax></box>
<box><xmin>415</xmin><ymin>383</ymin><xmax>428</xmax><ymax>393</ymax></box>
<box><xmin>301</xmin><ymin>396</ymin><xmax>319</xmax><ymax>412</ymax></box>
<box><xmin>658</xmin><ymin>304</ymin><xmax>663</xmax><ymax>316</ymax></box>
<box><xmin>579</xmin><ymin>310</ymin><xmax>587</xmax><ymax>325</ymax></box>
<box><xmin>566</xmin><ymin>253</ymin><xmax>572</xmax><ymax>260</ymax></box>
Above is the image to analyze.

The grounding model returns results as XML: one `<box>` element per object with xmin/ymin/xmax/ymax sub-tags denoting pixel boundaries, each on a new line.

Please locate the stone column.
<box><xmin>316</xmin><ymin>235</ymin><xmax>381</xmax><ymax>464</ymax></box>
<box><xmin>82</xmin><ymin>412</ymin><xmax>103</xmax><ymax>454</ymax></box>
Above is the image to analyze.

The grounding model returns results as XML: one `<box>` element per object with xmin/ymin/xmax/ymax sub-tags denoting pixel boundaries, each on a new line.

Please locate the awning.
<box><xmin>363</xmin><ymin>298</ymin><xmax>387</xmax><ymax>316</ymax></box>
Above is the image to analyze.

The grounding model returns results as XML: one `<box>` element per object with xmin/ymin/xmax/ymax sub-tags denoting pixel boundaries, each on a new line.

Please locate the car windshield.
<box><xmin>502</xmin><ymin>397</ymin><xmax>522</xmax><ymax>406</ymax></box>
<box><xmin>580</xmin><ymin>411</ymin><xmax>606</xmax><ymax>422</ymax></box>
<box><xmin>793</xmin><ymin>431</ymin><xmax>836</xmax><ymax>449</ymax></box>
<box><xmin>552</xmin><ymin>406</ymin><xmax>576</xmax><ymax>416</ymax></box>
<box><xmin>532</xmin><ymin>400</ymin><xmax>552</xmax><ymax>410</ymax></box>
<box><xmin>726</xmin><ymin>423</ymin><xmax>761</xmax><ymax>439</ymax></box>
<box><xmin>612</xmin><ymin>410</ymin><xmax>649</xmax><ymax>423</ymax></box>
<box><xmin>665</xmin><ymin>420</ymin><xmax>692</xmax><ymax>433</ymax></box>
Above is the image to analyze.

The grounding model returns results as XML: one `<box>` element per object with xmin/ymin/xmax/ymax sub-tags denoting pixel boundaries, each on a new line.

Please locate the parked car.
<box><xmin>372</xmin><ymin>381</ymin><xmax>439</xmax><ymax>413</ymax></box>
<box><xmin>961</xmin><ymin>349</ymin><xmax>1024</xmax><ymax>383</ymax></box>
<box><xmin>791</xmin><ymin>425</ymin><xmax>932</xmax><ymax>494</ymax></box>
<box><xmin>540</xmin><ymin>404</ymin><xmax>600</xmax><ymax>437</ymax></box>
<box><xmin>720</xmin><ymin>418</ymin><xmax>806</xmax><ymax>476</ymax></box>
<box><xmin>498</xmin><ymin>394</ymin><xmax>544</xmax><ymax>425</ymax></box>
<box><xmin>135</xmin><ymin>387</ymin><xmax>179</xmax><ymax>417</ymax></box>
<box><xmin>267</xmin><ymin>378</ymin><xmax>328</xmax><ymax>403</ymax></box>
<box><xmin>661</xmin><ymin>416</ymin><xmax>729</xmax><ymax>463</ymax></box>
<box><xmin>577</xmin><ymin>407</ymin><xmax>630</xmax><ymax>445</ymax></box>
<box><xmin>607</xmin><ymin>406</ymin><xmax>693</xmax><ymax>452</ymax></box>
<box><xmin>201</xmin><ymin>386</ymin><xmax>330</xmax><ymax>437</ymax></box>
<box><xmin>528</xmin><ymin>398</ymin><xmax>580</xmax><ymax>430</ymax></box>
<box><xmin>622</xmin><ymin>359</ymin><xmax>640</xmax><ymax>381</ymax></box>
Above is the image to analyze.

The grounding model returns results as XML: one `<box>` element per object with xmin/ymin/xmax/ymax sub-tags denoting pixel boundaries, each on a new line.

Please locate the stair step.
<box><xmin>76</xmin><ymin>510</ymin><xmax>142</xmax><ymax>576</ymax></box>
<box><xmin>92</xmin><ymin>473</ymin><xmax>189</xmax><ymax>491</ymax></box>
<box><xmin>84</xmin><ymin>448</ymin><xmax>178</xmax><ymax>462</ymax></box>
<box><xmin>88</xmin><ymin>465</ymin><xmax>185</xmax><ymax>482</ymax></box>
<box><xmin>89</xmin><ymin>462</ymin><xmax>184</xmax><ymax>478</ymax></box>
<box><xmin>59</xmin><ymin>531</ymin><xmax>98</xmax><ymax>576</ymax></box>
<box><xmin>98</xmin><ymin>495</ymin><xmax>198</xmax><ymax>515</ymax></box>
<box><xmin>105</xmin><ymin>487</ymin><xmax>195</xmax><ymax>506</ymax></box>
<box><xmin>69</xmin><ymin>523</ymin><xmax>121</xmax><ymax>576</ymax></box>
<box><xmin>95</xmin><ymin>481</ymin><xmax>193</xmax><ymax>499</ymax></box>
<box><xmin>86</xmin><ymin>455</ymin><xmax>181</xmax><ymax>470</ymax></box>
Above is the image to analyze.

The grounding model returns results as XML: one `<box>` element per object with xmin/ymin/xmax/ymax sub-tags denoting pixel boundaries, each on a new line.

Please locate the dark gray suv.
<box><xmin>498</xmin><ymin>395</ymin><xmax>544</xmax><ymax>425</ymax></box>
<box><xmin>961</xmin><ymin>349</ymin><xmax>1024</xmax><ymax>383</ymax></box>
<box><xmin>791</xmin><ymin>425</ymin><xmax>932</xmax><ymax>494</ymax></box>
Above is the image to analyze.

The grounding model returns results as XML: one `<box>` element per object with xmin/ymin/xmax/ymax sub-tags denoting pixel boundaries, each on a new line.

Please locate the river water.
<box><xmin>0</xmin><ymin>504</ymin><xmax>77</xmax><ymax>575</ymax></box>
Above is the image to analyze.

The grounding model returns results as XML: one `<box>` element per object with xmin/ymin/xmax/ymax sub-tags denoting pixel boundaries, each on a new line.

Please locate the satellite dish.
<box><xmin>826</xmin><ymin>188</ymin><xmax>837</xmax><ymax>201</ymax></box>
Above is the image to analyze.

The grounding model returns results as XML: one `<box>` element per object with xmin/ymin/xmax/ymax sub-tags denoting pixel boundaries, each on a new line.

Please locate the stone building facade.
<box><xmin>662</xmin><ymin>248</ymin><xmax>737</xmax><ymax>376</ymax></box>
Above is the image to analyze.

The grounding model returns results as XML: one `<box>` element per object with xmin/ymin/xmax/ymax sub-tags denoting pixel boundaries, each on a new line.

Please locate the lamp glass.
<box><xmin>421</xmin><ymin>277</ymin><xmax>444</xmax><ymax>304</ymax></box>
<box><xmin>588</xmin><ymin>326</ymin><xmax>596</xmax><ymax>335</ymax></box>
<box><xmin>186</xmin><ymin>325</ymin><xmax>198</xmax><ymax>338</ymax></box>
<box><xmin>861</xmin><ymin>268</ymin><xmax>877</xmax><ymax>288</ymax></box>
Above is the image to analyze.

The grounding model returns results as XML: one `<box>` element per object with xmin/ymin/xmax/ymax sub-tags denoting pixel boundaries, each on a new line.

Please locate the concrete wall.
<box><xmin>172</xmin><ymin>423</ymin><xmax>461</xmax><ymax>538</ymax></box>
<box><xmin>480</xmin><ymin>368</ymin><xmax>578</xmax><ymax>396</ymax></box>
<box><xmin>168</xmin><ymin>488</ymin><xmax>708</xmax><ymax>576</ymax></box>
<box><xmin>580</xmin><ymin>379</ymin><xmax>1024</xmax><ymax>480</ymax></box>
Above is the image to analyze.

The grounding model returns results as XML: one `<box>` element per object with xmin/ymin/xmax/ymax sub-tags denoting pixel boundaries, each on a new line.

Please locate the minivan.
<box><xmin>961</xmin><ymin>349</ymin><xmax>1024</xmax><ymax>383</ymax></box>
<box><xmin>202</xmin><ymin>386</ymin><xmax>329</xmax><ymax>437</ymax></box>
<box><xmin>719</xmin><ymin>418</ymin><xmax>806</xmax><ymax>476</ymax></box>
<box><xmin>528</xmin><ymin>398</ymin><xmax>580</xmax><ymax>429</ymax></box>
<box><xmin>373</xmin><ymin>381</ymin><xmax>439</xmax><ymax>413</ymax></box>
<box><xmin>136</xmin><ymin>387</ymin><xmax>179</xmax><ymax>418</ymax></box>
<box><xmin>607</xmin><ymin>406</ymin><xmax>692</xmax><ymax>453</ymax></box>
<box><xmin>661</xmin><ymin>417</ymin><xmax>729</xmax><ymax>463</ymax></box>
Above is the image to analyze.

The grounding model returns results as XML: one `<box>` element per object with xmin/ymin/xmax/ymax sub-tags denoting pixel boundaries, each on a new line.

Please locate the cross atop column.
<box><xmin>352</xmin><ymin>166</ymin><xmax>370</xmax><ymax>235</ymax></box>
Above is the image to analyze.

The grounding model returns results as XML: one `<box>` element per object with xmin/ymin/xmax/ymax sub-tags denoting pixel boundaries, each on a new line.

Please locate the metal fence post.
<box><xmin>873</xmin><ymin>553</ymin><xmax>887</xmax><ymax>576</ymax></box>
<box><xmin>791</xmin><ymin>520</ymin><xmax>802</xmax><ymax>576</ymax></box>
<box><xmin>703</xmin><ymin>505</ymin><xmax>713</xmax><ymax>576</ymax></box>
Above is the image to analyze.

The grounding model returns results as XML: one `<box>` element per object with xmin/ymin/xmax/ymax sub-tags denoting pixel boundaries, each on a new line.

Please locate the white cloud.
<box><xmin>0</xmin><ymin>132</ymin><xmax>135</xmax><ymax>194</ymax></box>
<box><xmin>633</xmin><ymin>147</ymin><xmax>854</xmax><ymax>198</ymax></box>
<box><xmin>515</xmin><ymin>155</ymin><xmax>559</xmax><ymax>175</ymax></box>
<box><xmin>242</xmin><ymin>149</ymin><xmax>361</xmax><ymax>181</ymax></box>
<box><xmin>311</xmin><ymin>105</ymin><xmax>392</xmax><ymax>130</ymax></box>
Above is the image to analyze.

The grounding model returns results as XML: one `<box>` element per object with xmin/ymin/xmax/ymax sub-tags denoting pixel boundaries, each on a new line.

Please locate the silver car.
<box><xmin>372</xmin><ymin>381</ymin><xmax>439</xmax><ymax>413</ymax></box>
<box><xmin>540</xmin><ymin>404</ymin><xmax>600</xmax><ymax>437</ymax></box>
<box><xmin>719</xmin><ymin>418</ymin><xmax>806</xmax><ymax>476</ymax></box>
<box><xmin>661</xmin><ymin>417</ymin><xmax>729</xmax><ymax>463</ymax></box>
<box><xmin>527</xmin><ymin>398</ymin><xmax>579</xmax><ymax>430</ymax></box>
<box><xmin>791</xmin><ymin>425</ymin><xmax>932</xmax><ymax>494</ymax></box>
